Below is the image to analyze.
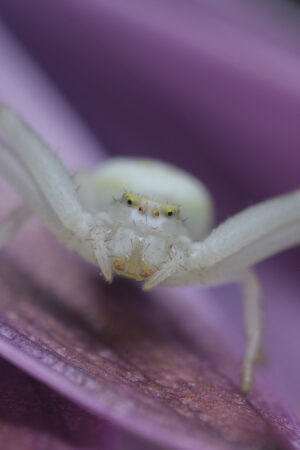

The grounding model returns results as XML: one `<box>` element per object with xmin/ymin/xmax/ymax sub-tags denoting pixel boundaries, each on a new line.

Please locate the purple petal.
<box><xmin>1</xmin><ymin>226</ymin><xmax>299</xmax><ymax>450</ymax></box>
<box><xmin>0</xmin><ymin>357</ymin><xmax>116</xmax><ymax>450</ymax></box>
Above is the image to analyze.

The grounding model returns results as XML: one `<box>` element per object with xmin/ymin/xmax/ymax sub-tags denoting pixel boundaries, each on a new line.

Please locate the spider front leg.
<box><xmin>0</xmin><ymin>104</ymin><xmax>113</xmax><ymax>275</ymax></box>
<box><xmin>166</xmin><ymin>189</ymin><xmax>300</xmax><ymax>392</ymax></box>
<box><xmin>0</xmin><ymin>139</ymin><xmax>72</xmax><ymax>247</ymax></box>
<box><xmin>0</xmin><ymin>104</ymin><xmax>92</xmax><ymax>238</ymax></box>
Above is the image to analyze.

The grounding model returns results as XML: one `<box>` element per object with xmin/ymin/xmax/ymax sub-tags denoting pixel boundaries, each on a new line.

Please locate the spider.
<box><xmin>0</xmin><ymin>103</ymin><xmax>298</xmax><ymax>394</ymax></box>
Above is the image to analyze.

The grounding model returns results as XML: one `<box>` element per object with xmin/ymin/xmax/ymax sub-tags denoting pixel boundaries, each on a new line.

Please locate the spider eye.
<box><xmin>161</xmin><ymin>205</ymin><xmax>179</xmax><ymax>218</ymax></box>
<box><xmin>123</xmin><ymin>192</ymin><xmax>140</xmax><ymax>207</ymax></box>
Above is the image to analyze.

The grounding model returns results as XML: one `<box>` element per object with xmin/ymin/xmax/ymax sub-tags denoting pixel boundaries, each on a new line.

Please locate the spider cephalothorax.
<box><xmin>106</xmin><ymin>193</ymin><xmax>189</xmax><ymax>281</ymax></box>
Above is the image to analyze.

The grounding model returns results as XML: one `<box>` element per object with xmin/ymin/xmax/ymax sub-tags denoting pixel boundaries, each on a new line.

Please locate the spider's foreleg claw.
<box><xmin>90</xmin><ymin>224</ymin><xmax>113</xmax><ymax>283</ymax></box>
<box><xmin>142</xmin><ymin>248</ymin><xmax>183</xmax><ymax>291</ymax></box>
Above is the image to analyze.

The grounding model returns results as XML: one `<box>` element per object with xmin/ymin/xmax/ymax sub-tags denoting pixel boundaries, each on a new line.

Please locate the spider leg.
<box><xmin>0</xmin><ymin>140</ymin><xmax>67</xmax><ymax>237</ymax></box>
<box><xmin>190</xmin><ymin>189</ymin><xmax>300</xmax><ymax>283</ymax></box>
<box><xmin>165</xmin><ymin>190</ymin><xmax>300</xmax><ymax>392</ymax></box>
<box><xmin>239</xmin><ymin>269</ymin><xmax>263</xmax><ymax>393</ymax></box>
<box><xmin>0</xmin><ymin>104</ymin><xmax>92</xmax><ymax>238</ymax></box>
<box><xmin>0</xmin><ymin>134</ymin><xmax>96</xmax><ymax>264</ymax></box>
<box><xmin>167</xmin><ymin>189</ymin><xmax>300</xmax><ymax>288</ymax></box>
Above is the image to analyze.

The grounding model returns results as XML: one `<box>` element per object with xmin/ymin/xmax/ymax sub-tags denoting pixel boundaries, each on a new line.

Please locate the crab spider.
<box><xmin>0</xmin><ymin>104</ymin><xmax>299</xmax><ymax>394</ymax></box>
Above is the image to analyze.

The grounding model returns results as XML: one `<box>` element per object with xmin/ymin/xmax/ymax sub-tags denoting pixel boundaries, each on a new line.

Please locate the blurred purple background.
<box><xmin>2</xmin><ymin>0</ymin><xmax>300</xmax><ymax>207</ymax></box>
<box><xmin>1</xmin><ymin>0</ymin><xmax>300</xmax><ymax>449</ymax></box>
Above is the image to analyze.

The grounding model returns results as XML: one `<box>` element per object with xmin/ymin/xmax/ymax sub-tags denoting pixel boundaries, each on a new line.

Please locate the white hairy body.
<box><xmin>0</xmin><ymin>103</ymin><xmax>299</xmax><ymax>393</ymax></box>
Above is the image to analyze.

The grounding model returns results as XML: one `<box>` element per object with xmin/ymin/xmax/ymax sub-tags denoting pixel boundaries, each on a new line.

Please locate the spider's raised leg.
<box><xmin>0</xmin><ymin>106</ymin><xmax>113</xmax><ymax>276</ymax></box>
<box><xmin>0</xmin><ymin>140</ymin><xmax>93</xmax><ymax>259</ymax></box>
<box><xmin>165</xmin><ymin>189</ymin><xmax>300</xmax><ymax>391</ymax></box>
<box><xmin>0</xmin><ymin>104</ymin><xmax>92</xmax><ymax>238</ymax></box>
<box><xmin>188</xmin><ymin>189</ymin><xmax>300</xmax><ymax>284</ymax></box>
<box><xmin>0</xmin><ymin>140</ymin><xmax>67</xmax><ymax>239</ymax></box>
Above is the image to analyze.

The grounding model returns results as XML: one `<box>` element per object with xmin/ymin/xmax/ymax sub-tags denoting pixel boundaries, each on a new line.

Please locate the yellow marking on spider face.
<box><xmin>113</xmin><ymin>258</ymin><xmax>155</xmax><ymax>281</ymax></box>
<box><xmin>113</xmin><ymin>258</ymin><xmax>126</xmax><ymax>272</ymax></box>
<box><xmin>140</xmin><ymin>263</ymin><xmax>154</xmax><ymax>279</ymax></box>
<box><xmin>129</xmin><ymin>261</ymin><xmax>137</xmax><ymax>274</ymax></box>
<box><xmin>123</xmin><ymin>192</ymin><xmax>180</xmax><ymax>218</ymax></box>
<box><xmin>161</xmin><ymin>205</ymin><xmax>179</xmax><ymax>217</ymax></box>
<box><xmin>123</xmin><ymin>192</ymin><xmax>140</xmax><ymax>207</ymax></box>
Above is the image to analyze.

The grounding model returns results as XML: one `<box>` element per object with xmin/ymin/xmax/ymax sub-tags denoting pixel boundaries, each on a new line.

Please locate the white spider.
<box><xmin>0</xmin><ymin>104</ymin><xmax>298</xmax><ymax>393</ymax></box>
